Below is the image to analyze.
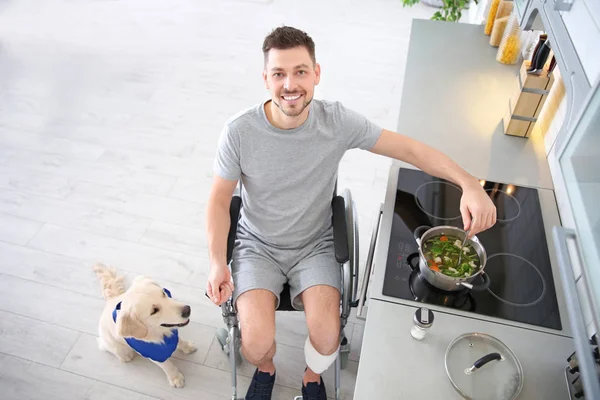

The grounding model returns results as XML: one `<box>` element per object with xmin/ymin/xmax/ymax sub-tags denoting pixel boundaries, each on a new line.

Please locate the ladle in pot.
<box><xmin>456</xmin><ymin>221</ymin><xmax>473</xmax><ymax>269</ymax></box>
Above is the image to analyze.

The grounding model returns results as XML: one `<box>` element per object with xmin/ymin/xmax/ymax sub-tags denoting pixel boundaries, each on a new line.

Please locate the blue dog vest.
<box><xmin>112</xmin><ymin>288</ymin><xmax>179</xmax><ymax>363</ymax></box>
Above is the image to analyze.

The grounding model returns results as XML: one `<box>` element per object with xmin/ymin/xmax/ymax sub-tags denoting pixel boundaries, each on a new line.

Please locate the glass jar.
<box><xmin>484</xmin><ymin>0</ymin><xmax>501</xmax><ymax>36</ymax></box>
<box><xmin>411</xmin><ymin>307</ymin><xmax>434</xmax><ymax>340</ymax></box>
<box><xmin>496</xmin><ymin>12</ymin><xmax>522</xmax><ymax>65</ymax></box>
<box><xmin>490</xmin><ymin>0</ymin><xmax>514</xmax><ymax>47</ymax></box>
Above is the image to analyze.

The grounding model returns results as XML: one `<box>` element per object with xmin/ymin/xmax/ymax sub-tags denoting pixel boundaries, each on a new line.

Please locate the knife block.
<box><xmin>503</xmin><ymin>60</ymin><xmax>555</xmax><ymax>137</ymax></box>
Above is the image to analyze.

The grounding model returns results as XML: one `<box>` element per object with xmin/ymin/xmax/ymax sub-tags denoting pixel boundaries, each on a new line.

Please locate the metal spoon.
<box><xmin>456</xmin><ymin>224</ymin><xmax>472</xmax><ymax>269</ymax></box>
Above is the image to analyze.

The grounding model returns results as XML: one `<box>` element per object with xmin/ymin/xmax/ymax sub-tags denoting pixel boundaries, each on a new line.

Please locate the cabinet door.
<box><xmin>558</xmin><ymin>80</ymin><xmax>600</xmax><ymax>326</ymax></box>
<box><xmin>555</xmin><ymin>78</ymin><xmax>600</xmax><ymax>400</ymax></box>
<box><xmin>551</xmin><ymin>0</ymin><xmax>600</xmax><ymax>84</ymax></box>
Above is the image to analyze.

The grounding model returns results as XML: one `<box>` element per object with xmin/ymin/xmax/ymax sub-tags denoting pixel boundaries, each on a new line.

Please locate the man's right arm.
<box><xmin>205</xmin><ymin>175</ymin><xmax>238</xmax><ymax>304</ymax></box>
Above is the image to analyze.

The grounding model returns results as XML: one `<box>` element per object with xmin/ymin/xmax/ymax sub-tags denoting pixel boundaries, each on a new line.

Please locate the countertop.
<box><xmin>353</xmin><ymin>20</ymin><xmax>574</xmax><ymax>399</ymax></box>
<box><xmin>354</xmin><ymin>300</ymin><xmax>574</xmax><ymax>399</ymax></box>
<box><xmin>394</xmin><ymin>19</ymin><xmax>553</xmax><ymax>191</ymax></box>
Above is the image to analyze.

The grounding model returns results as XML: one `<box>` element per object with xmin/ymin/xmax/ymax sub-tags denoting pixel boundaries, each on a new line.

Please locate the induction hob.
<box><xmin>382</xmin><ymin>168</ymin><xmax>562</xmax><ymax>330</ymax></box>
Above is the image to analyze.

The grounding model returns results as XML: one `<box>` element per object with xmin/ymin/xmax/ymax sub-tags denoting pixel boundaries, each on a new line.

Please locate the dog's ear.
<box><xmin>116</xmin><ymin>308</ymin><xmax>148</xmax><ymax>339</ymax></box>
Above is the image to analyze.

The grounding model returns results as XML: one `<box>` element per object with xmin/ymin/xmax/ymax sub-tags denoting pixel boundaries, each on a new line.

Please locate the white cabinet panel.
<box><xmin>561</xmin><ymin>0</ymin><xmax>600</xmax><ymax>84</ymax></box>
<box><xmin>583</xmin><ymin>0</ymin><xmax>600</xmax><ymax>30</ymax></box>
<box><xmin>558</xmin><ymin>79</ymin><xmax>600</xmax><ymax>331</ymax></box>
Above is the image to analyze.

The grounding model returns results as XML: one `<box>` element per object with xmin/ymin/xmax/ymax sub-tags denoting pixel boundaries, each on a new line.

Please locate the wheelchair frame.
<box><xmin>212</xmin><ymin>182</ymin><xmax>361</xmax><ymax>400</ymax></box>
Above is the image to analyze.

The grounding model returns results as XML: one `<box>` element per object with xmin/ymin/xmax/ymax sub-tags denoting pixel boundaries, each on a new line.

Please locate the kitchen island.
<box><xmin>353</xmin><ymin>20</ymin><xmax>574</xmax><ymax>399</ymax></box>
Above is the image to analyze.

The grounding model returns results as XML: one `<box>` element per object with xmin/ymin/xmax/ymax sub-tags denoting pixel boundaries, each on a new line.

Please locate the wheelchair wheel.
<box><xmin>340</xmin><ymin>188</ymin><xmax>358</xmax><ymax>320</ymax></box>
<box><xmin>341</xmin><ymin>189</ymin><xmax>358</xmax><ymax>298</ymax></box>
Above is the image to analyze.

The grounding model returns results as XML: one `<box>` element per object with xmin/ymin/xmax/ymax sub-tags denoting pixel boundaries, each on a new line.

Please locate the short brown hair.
<box><xmin>262</xmin><ymin>26</ymin><xmax>316</xmax><ymax>65</ymax></box>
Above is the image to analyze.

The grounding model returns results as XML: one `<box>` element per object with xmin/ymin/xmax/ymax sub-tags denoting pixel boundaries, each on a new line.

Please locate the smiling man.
<box><xmin>206</xmin><ymin>26</ymin><xmax>497</xmax><ymax>400</ymax></box>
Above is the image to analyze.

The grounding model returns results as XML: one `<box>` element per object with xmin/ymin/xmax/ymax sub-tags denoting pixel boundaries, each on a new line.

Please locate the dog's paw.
<box><xmin>168</xmin><ymin>371</ymin><xmax>185</xmax><ymax>388</ymax></box>
<box><xmin>179</xmin><ymin>340</ymin><xmax>197</xmax><ymax>354</ymax></box>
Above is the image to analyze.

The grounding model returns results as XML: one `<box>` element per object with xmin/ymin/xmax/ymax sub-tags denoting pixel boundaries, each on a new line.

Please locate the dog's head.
<box><xmin>116</xmin><ymin>276</ymin><xmax>191</xmax><ymax>339</ymax></box>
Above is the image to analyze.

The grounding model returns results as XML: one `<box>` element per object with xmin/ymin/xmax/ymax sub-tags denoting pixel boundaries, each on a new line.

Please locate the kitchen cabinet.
<box><xmin>555</xmin><ymin>0</ymin><xmax>600</xmax><ymax>85</ymax></box>
<box><xmin>516</xmin><ymin>1</ymin><xmax>600</xmax><ymax>398</ymax></box>
<box><xmin>558</xmin><ymin>83</ymin><xmax>600</xmax><ymax>325</ymax></box>
<box><xmin>552</xmin><ymin>79</ymin><xmax>600</xmax><ymax>400</ymax></box>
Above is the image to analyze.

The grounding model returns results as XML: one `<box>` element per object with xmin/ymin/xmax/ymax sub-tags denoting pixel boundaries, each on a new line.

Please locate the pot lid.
<box><xmin>445</xmin><ymin>333</ymin><xmax>523</xmax><ymax>400</ymax></box>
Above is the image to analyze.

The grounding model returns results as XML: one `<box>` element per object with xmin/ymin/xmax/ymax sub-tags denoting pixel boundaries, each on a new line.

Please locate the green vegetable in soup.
<box><xmin>422</xmin><ymin>234</ymin><xmax>480</xmax><ymax>278</ymax></box>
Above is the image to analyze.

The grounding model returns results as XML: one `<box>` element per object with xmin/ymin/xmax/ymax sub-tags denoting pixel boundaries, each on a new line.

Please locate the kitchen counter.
<box><xmin>353</xmin><ymin>20</ymin><xmax>574</xmax><ymax>399</ymax></box>
<box><xmin>354</xmin><ymin>300</ymin><xmax>574</xmax><ymax>399</ymax></box>
<box><xmin>394</xmin><ymin>19</ymin><xmax>553</xmax><ymax>190</ymax></box>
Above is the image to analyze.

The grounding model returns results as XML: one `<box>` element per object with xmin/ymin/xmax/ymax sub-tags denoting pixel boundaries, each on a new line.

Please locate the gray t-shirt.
<box><xmin>213</xmin><ymin>99</ymin><xmax>382</xmax><ymax>249</ymax></box>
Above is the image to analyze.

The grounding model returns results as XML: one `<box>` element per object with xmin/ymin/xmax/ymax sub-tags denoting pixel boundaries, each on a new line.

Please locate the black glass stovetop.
<box><xmin>382</xmin><ymin>168</ymin><xmax>562</xmax><ymax>330</ymax></box>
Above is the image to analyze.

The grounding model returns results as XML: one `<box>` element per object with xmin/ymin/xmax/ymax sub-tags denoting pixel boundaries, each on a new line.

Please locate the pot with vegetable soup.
<box><xmin>413</xmin><ymin>225</ymin><xmax>490</xmax><ymax>292</ymax></box>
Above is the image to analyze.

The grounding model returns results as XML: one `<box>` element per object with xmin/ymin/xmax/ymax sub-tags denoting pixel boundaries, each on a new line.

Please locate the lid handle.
<box><xmin>464</xmin><ymin>352</ymin><xmax>503</xmax><ymax>375</ymax></box>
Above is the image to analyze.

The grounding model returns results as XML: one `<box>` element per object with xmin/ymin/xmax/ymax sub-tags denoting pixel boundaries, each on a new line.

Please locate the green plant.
<box><xmin>402</xmin><ymin>0</ymin><xmax>479</xmax><ymax>22</ymax></box>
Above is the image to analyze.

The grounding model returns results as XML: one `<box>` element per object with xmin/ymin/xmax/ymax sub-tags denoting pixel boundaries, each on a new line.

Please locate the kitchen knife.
<box><xmin>527</xmin><ymin>34</ymin><xmax>547</xmax><ymax>73</ymax></box>
<box><xmin>549</xmin><ymin>55</ymin><xmax>557</xmax><ymax>73</ymax></box>
<box><xmin>528</xmin><ymin>40</ymin><xmax>551</xmax><ymax>75</ymax></box>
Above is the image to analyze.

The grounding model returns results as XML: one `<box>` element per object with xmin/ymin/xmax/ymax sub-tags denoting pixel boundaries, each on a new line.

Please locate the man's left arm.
<box><xmin>369</xmin><ymin>129</ymin><xmax>497</xmax><ymax>236</ymax></box>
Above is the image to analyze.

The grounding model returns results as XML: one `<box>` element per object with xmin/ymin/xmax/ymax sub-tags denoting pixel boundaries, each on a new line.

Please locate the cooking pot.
<box><xmin>413</xmin><ymin>225</ymin><xmax>490</xmax><ymax>292</ymax></box>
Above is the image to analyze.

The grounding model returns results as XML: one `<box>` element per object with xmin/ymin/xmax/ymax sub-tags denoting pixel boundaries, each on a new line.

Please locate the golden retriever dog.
<box><xmin>93</xmin><ymin>263</ymin><xmax>197</xmax><ymax>388</ymax></box>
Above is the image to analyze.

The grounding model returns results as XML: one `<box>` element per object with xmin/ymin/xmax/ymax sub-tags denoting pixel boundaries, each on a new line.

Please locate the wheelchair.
<box><xmin>212</xmin><ymin>182</ymin><xmax>361</xmax><ymax>400</ymax></box>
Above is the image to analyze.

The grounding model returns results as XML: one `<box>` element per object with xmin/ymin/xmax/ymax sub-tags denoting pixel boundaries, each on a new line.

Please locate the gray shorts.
<box><xmin>230</xmin><ymin>224</ymin><xmax>341</xmax><ymax>310</ymax></box>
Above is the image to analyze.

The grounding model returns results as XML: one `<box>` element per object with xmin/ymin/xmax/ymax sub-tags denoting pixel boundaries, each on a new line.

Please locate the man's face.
<box><xmin>262</xmin><ymin>46</ymin><xmax>321</xmax><ymax>117</ymax></box>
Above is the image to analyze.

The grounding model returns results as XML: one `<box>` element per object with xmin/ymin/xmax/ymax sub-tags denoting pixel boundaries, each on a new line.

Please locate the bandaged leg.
<box><xmin>304</xmin><ymin>336</ymin><xmax>339</xmax><ymax>374</ymax></box>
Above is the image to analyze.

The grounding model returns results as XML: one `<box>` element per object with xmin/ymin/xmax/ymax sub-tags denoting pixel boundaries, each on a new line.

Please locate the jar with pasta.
<box><xmin>490</xmin><ymin>0</ymin><xmax>514</xmax><ymax>47</ymax></box>
<box><xmin>496</xmin><ymin>12</ymin><xmax>522</xmax><ymax>65</ymax></box>
<box><xmin>484</xmin><ymin>0</ymin><xmax>501</xmax><ymax>35</ymax></box>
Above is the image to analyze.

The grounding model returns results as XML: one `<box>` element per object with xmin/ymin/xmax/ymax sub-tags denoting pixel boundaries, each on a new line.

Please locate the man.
<box><xmin>206</xmin><ymin>26</ymin><xmax>496</xmax><ymax>400</ymax></box>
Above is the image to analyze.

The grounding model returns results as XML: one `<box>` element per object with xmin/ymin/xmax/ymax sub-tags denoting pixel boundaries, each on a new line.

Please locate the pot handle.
<box><xmin>460</xmin><ymin>272</ymin><xmax>491</xmax><ymax>291</ymax></box>
<box><xmin>473</xmin><ymin>272</ymin><xmax>491</xmax><ymax>291</ymax></box>
<box><xmin>407</xmin><ymin>253</ymin><xmax>420</xmax><ymax>270</ymax></box>
<box><xmin>413</xmin><ymin>225</ymin><xmax>431</xmax><ymax>246</ymax></box>
<box><xmin>464</xmin><ymin>352</ymin><xmax>503</xmax><ymax>375</ymax></box>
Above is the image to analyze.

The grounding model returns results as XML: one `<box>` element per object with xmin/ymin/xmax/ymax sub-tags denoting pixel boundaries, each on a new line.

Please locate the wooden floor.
<box><xmin>0</xmin><ymin>1</ymin><xmax>433</xmax><ymax>398</ymax></box>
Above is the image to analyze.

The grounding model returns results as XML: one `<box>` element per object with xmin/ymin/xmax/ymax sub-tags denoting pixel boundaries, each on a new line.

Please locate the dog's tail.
<box><xmin>93</xmin><ymin>263</ymin><xmax>126</xmax><ymax>299</ymax></box>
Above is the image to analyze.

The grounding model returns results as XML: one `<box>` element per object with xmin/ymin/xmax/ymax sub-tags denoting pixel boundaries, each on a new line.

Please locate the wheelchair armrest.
<box><xmin>227</xmin><ymin>195</ymin><xmax>242</xmax><ymax>264</ymax></box>
<box><xmin>332</xmin><ymin>195</ymin><xmax>350</xmax><ymax>264</ymax></box>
